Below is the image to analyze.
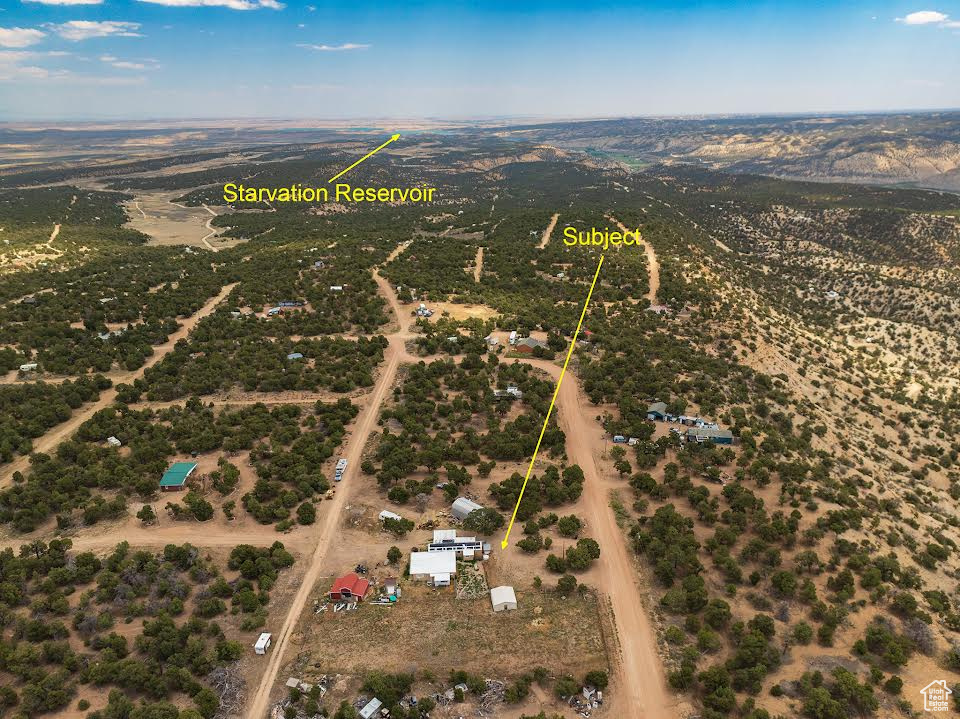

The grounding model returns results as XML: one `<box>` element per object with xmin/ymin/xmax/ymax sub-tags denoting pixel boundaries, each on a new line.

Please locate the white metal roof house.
<box><xmin>409</xmin><ymin>551</ymin><xmax>456</xmax><ymax>586</ymax></box>
<box><xmin>428</xmin><ymin>530</ymin><xmax>489</xmax><ymax>560</ymax></box>
<box><xmin>490</xmin><ymin>586</ymin><xmax>518</xmax><ymax>612</ymax></box>
<box><xmin>451</xmin><ymin>497</ymin><xmax>483</xmax><ymax>520</ymax></box>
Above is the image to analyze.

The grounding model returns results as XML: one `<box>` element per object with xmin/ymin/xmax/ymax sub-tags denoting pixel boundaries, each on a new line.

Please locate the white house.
<box><xmin>409</xmin><ymin>551</ymin><xmax>456</xmax><ymax>586</ymax></box>
<box><xmin>490</xmin><ymin>586</ymin><xmax>517</xmax><ymax>612</ymax></box>
<box><xmin>428</xmin><ymin>530</ymin><xmax>489</xmax><ymax>560</ymax></box>
<box><xmin>254</xmin><ymin>632</ymin><xmax>272</xmax><ymax>655</ymax></box>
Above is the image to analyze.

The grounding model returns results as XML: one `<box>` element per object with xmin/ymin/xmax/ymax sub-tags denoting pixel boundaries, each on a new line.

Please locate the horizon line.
<box><xmin>2</xmin><ymin>106</ymin><xmax>960</xmax><ymax>129</ymax></box>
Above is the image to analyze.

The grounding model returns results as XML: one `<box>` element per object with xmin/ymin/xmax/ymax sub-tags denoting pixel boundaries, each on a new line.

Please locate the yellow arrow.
<box><xmin>327</xmin><ymin>133</ymin><xmax>401</xmax><ymax>183</ymax></box>
<box><xmin>501</xmin><ymin>253</ymin><xmax>605</xmax><ymax>550</ymax></box>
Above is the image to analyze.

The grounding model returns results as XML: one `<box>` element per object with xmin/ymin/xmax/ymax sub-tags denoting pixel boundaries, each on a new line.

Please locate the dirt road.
<box><xmin>200</xmin><ymin>204</ymin><xmax>220</xmax><ymax>252</ymax></box>
<box><xmin>609</xmin><ymin>214</ymin><xmax>660</xmax><ymax>306</ymax></box>
<box><xmin>508</xmin><ymin>357</ymin><xmax>674</xmax><ymax>719</ymax></box>
<box><xmin>246</xmin><ymin>251</ymin><xmax>413</xmax><ymax>719</ymax></box>
<box><xmin>0</xmin><ymin>525</ymin><xmax>315</xmax><ymax>554</ymax></box>
<box><xmin>473</xmin><ymin>246</ymin><xmax>484</xmax><ymax>283</ymax></box>
<box><xmin>538</xmin><ymin>213</ymin><xmax>559</xmax><ymax>249</ymax></box>
<box><xmin>0</xmin><ymin>282</ymin><xmax>237</xmax><ymax>488</ymax></box>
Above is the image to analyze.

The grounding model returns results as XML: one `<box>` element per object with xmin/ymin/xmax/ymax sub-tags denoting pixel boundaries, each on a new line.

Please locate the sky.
<box><xmin>0</xmin><ymin>0</ymin><xmax>958</xmax><ymax>121</ymax></box>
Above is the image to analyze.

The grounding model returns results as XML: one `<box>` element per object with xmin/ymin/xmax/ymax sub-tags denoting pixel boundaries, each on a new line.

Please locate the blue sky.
<box><xmin>0</xmin><ymin>0</ymin><xmax>958</xmax><ymax>121</ymax></box>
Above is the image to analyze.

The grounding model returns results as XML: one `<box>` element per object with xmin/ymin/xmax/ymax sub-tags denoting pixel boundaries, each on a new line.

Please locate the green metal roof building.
<box><xmin>160</xmin><ymin>461</ymin><xmax>198</xmax><ymax>491</ymax></box>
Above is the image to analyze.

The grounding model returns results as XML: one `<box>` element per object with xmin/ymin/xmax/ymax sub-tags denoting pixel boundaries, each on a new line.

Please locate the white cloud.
<box><xmin>896</xmin><ymin>10</ymin><xmax>949</xmax><ymax>24</ymax></box>
<box><xmin>22</xmin><ymin>0</ymin><xmax>104</xmax><ymax>6</ymax></box>
<box><xmin>297</xmin><ymin>42</ymin><xmax>370</xmax><ymax>52</ymax></box>
<box><xmin>136</xmin><ymin>0</ymin><xmax>284</xmax><ymax>9</ymax></box>
<box><xmin>51</xmin><ymin>20</ymin><xmax>142</xmax><ymax>41</ymax></box>
<box><xmin>0</xmin><ymin>27</ymin><xmax>46</xmax><ymax>48</ymax></box>
<box><xmin>99</xmin><ymin>53</ymin><xmax>156</xmax><ymax>70</ymax></box>
<box><xmin>0</xmin><ymin>49</ymin><xmax>67</xmax><ymax>81</ymax></box>
<box><xmin>0</xmin><ymin>50</ymin><xmax>145</xmax><ymax>84</ymax></box>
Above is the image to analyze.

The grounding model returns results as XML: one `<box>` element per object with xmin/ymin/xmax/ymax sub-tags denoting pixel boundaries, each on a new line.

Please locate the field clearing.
<box><xmin>123</xmin><ymin>190</ymin><xmax>242</xmax><ymax>249</ymax></box>
<box><xmin>296</xmin><ymin>581</ymin><xmax>608</xmax><ymax>679</ymax></box>
<box><xmin>426</xmin><ymin>301</ymin><xmax>500</xmax><ymax>322</ymax></box>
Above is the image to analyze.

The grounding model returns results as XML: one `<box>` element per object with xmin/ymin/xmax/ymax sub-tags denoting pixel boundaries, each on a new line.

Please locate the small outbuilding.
<box><xmin>160</xmin><ymin>461</ymin><xmax>198</xmax><ymax>491</ymax></box>
<box><xmin>490</xmin><ymin>585</ymin><xmax>518</xmax><ymax>612</ymax></box>
<box><xmin>359</xmin><ymin>698</ymin><xmax>382</xmax><ymax>719</ymax></box>
<box><xmin>106</xmin><ymin>436</ymin><xmax>122</xmax><ymax>448</ymax></box>
<box><xmin>383</xmin><ymin>577</ymin><xmax>398</xmax><ymax>597</ymax></box>
<box><xmin>379</xmin><ymin>510</ymin><xmax>403</xmax><ymax>523</ymax></box>
<box><xmin>451</xmin><ymin>497</ymin><xmax>483</xmax><ymax>521</ymax></box>
<box><xmin>329</xmin><ymin>572</ymin><xmax>370</xmax><ymax>601</ymax></box>
<box><xmin>646</xmin><ymin>401</ymin><xmax>668</xmax><ymax>421</ymax></box>
<box><xmin>254</xmin><ymin>632</ymin><xmax>272</xmax><ymax>655</ymax></box>
<box><xmin>286</xmin><ymin>352</ymin><xmax>304</xmax><ymax>361</ymax></box>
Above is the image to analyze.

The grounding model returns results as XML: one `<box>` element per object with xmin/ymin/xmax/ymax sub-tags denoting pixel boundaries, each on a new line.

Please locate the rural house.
<box><xmin>513</xmin><ymin>337</ymin><xmax>547</xmax><ymax>354</ymax></box>
<box><xmin>686</xmin><ymin>427</ymin><xmax>734</xmax><ymax>445</ymax></box>
<box><xmin>328</xmin><ymin>572</ymin><xmax>370</xmax><ymax>601</ymax></box>
<box><xmin>646</xmin><ymin>401</ymin><xmax>668</xmax><ymax>420</ymax></box>
<box><xmin>427</xmin><ymin>529</ymin><xmax>490</xmax><ymax>560</ymax></box>
<box><xmin>409</xmin><ymin>551</ymin><xmax>456</xmax><ymax>586</ymax></box>
<box><xmin>159</xmin><ymin>461</ymin><xmax>197</xmax><ymax>492</ymax></box>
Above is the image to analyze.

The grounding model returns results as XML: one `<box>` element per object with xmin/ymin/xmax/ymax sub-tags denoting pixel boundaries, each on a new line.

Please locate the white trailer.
<box><xmin>254</xmin><ymin>632</ymin><xmax>272</xmax><ymax>655</ymax></box>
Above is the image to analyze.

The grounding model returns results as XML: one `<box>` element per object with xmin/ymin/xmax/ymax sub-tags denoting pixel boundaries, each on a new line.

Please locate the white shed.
<box><xmin>490</xmin><ymin>585</ymin><xmax>518</xmax><ymax>612</ymax></box>
<box><xmin>254</xmin><ymin>632</ymin><xmax>272</xmax><ymax>655</ymax></box>
<box><xmin>379</xmin><ymin>510</ymin><xmax>403</xmax><ymax>523</ymax></box>
<box><xmin>451</xmin><ymin>497</ymin><xmax>483</xmax><ymax>521</ymax></box>
<box><xmin>106</xmin><ymin>436</ymin><xmax>122</xmax><ymax>448</ymax></box>
<box><xmin>409</xmin><ymin>551</ymin><xmax>456</xmax><ymax>585</ymax></box>
<box><xmin>359</xmin><ymin>698</ymin><xmax>382</xmax><ymax>719</ymax></box>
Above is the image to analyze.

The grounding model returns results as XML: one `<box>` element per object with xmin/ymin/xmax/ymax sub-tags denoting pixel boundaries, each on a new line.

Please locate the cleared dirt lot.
<box><xmin>124</xmin><ymin>191</ymin><xmax>241</xmax><ymax>250</ymax></box>
<box><xmin>299</xmin><ymin>582</ymin><xmax>607</xmax><ymax>678</ymax></box>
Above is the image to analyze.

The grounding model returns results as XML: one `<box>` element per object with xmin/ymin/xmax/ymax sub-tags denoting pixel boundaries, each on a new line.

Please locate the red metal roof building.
<box><xmin>328</xmin><ymin>572</ymin><xmax>370</xmax><ymax>601</ymax></box>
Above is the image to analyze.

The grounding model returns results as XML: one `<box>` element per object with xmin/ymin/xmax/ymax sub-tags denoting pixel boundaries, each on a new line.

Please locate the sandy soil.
<box><xmin>0</xmin><ymin>282</ymin><xmax>237</xmax><ymax>488</ymax></box>
<box><xmin>538</xmin><ymin>213</ymin><xmax>559</xmax><ymax>250</ymax></box>
<box><xmin>425</xmin><ymin>301</ymin><xmax>500</xmax><ymax>323</ymax></box>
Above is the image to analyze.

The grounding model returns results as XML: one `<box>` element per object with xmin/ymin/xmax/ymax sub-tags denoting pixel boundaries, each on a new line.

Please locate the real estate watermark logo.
<box><xmin>920</xmin><ymin>680</ymin><xmax>952</xmax><ymax>712</ymax></box>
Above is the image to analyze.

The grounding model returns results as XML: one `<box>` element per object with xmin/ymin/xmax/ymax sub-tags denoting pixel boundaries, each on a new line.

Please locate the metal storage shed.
<box><xmin>451</xmin><ymin>497</ymin><xmax>483</xmax><ymax>520</ymax></box>
<box><xmin>160</xmin><ymin>461</ymin><xmax>197</xmax><ymax>491</ymax></box>
<box><xmin>490</xmin><ymin>585</ymin><xmax>518</xmax><ymax>612</ymax></box>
